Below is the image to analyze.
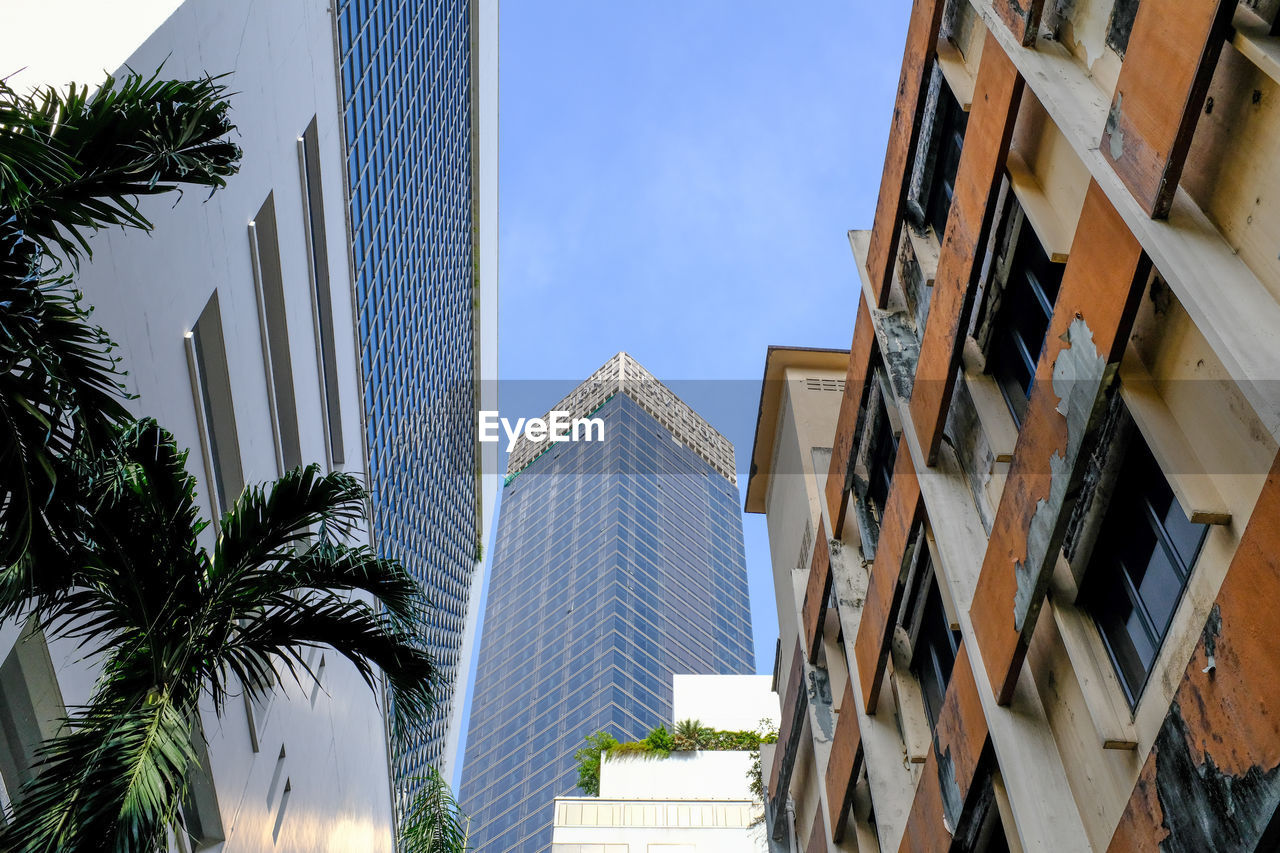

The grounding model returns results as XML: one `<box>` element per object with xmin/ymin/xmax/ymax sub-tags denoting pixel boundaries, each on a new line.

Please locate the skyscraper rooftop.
<box><xmin>506</xmin><ymin>352</ymin><xmax>736</xmax><ymax>484</ymax></box>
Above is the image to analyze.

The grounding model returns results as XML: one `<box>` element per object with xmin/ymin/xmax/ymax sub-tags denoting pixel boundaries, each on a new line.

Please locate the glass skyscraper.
<box><xmin>460</xmin><ymin>353</ymin><xmax>754</xmax><ymax>852</ymax></box>
<box><xmin>334</xmin><ymin>0</ymin><xmax>497</xmax><ymax>795</ymax></box>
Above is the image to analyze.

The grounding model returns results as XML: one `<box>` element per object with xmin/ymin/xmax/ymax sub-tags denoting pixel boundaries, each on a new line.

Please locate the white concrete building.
<box><xmin>551</xmin><ymin>676</ymin><xmax>778</xmax><ymax>853</ymax></box>
<box><xmin>0</xmin><ymin>0</ymin><xmax>491</xmax><ymax>848</ymax></box>
<box><xmin>671</xmin><ymin>674</ymin><xmax>780</xmax><ymax>735</ymax></box>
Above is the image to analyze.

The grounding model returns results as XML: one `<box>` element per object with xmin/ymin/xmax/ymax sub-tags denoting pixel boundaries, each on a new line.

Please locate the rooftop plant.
<box><xmin>573</xmin><ymin>719</ymin><xmax>778</xmax><ymax>796</ymax></box>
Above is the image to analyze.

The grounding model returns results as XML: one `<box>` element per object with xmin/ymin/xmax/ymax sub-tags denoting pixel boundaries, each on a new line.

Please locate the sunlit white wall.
<box><xmin>0</xmin><ymin>0</ymin><xmax>397</xmax><ymax>849</ymax></box>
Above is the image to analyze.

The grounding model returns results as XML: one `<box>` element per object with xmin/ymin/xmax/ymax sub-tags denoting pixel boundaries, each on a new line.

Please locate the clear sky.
<box><xmin>456</xmin><ymin>0</ymin><xmax>910</xmax><ymax>780</ymax></box>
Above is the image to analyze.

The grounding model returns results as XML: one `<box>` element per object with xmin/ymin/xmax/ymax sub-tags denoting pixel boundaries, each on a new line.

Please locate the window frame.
<box><xmin>850</xmin><ymin>349</ymin><xmax>901</xmax><ymax>559</ymax></box>
<box><xmin>985</xmin><ymin>219</ymin><xmax>1064</xmax><ymax>426</ymax></box>
<box><xmin>951</xmin><ymin>758</ymin><xmax>1016</xmax><ymax>853</ymax></box>
<box><xmin>906</xmin><ymin>59</ymin><xmax>970</xmax><ymax>240</ymax></box>
<box><xmin>863</xmin><ymin>360</ymin><xmax>900</xmax><ymax>525</ymax></box>
<box><xmin>923</xmin><ymin>77</ymin><xmax>969</xmax><ymax>239</ymax></box>
<box><xmin>899</xmin><ymin>529</ymin><xmax>961</xmax><ymax>730</ymax></box>
<box><xmin>1079</xmin><ymin>422</ymin><xmax>1210</xmax><ymax>709</ymax></box>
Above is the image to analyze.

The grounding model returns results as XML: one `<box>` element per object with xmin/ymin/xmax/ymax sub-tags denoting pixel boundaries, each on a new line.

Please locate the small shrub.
<box><xmin>573</xmin><ymin>731</ymin><xmax>618</xmax><ymax>796</ymax></box>
<box><xmin>644</xmin><ymin>725</ymin><xmax>674</xmax><ymax>754</ymax></box>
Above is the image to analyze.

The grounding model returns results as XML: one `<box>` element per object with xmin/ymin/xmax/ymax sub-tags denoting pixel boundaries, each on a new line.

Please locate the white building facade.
<box><xmin>0</xmin><ymin>0</ymin><xmax>494</xmax><ymax>847</ymax></box>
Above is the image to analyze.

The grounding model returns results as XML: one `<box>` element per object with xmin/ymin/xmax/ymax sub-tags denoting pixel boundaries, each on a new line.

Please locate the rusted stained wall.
<box><xmin>803</xmin><ymin>519</ymin><xmax>832</xmax><ymax>664</ymax></box>
<box><xmin>1011</xmin><ymin>316</ymin><xmax>1108</xmax><ymax>632</ymax></box>
<box><xmin>1108</xmin><ymin>450</ymin><xmax>1280</xmax><ymax>852</ymax></box>
<box><xmin>825</xmin><ymin>677</ymin><xmax>864</xmax><ymax>842</ymax></box>
<box><xmin>944</xmin><ymin>375</ymin><xmax>999</xmax><ymax>534</ymax></box>
<box><xmin>874</xmin><ymin>307</ymin><xmax>921</xmax><ymax>400</ymax></box>
<box><xmin>854</xmin><ymin>450</ymin><xmax>923</xmax><ymax>713</ymax></box>
<box><xmin>970</xmin><ymin>181</ymin><xmax>1149</xmax><ymax>705</ymax></box>
<box><xmin>896</xmin><ymin>647</ymin><xmax>991</xmax><ymax>852</ymax></box>
<box><xmin>809</xmin><ymin>664</ymin><xmax>836</xmax><ymax>743</ymax></box>
<box><xmin>910</xmin><ymin>35</ymin><xmax>1024</xmax><ymax>466</ymax></box>
<box><xmin>865</xmin><ymin>0</ymin><xmax>946</xmax><ymax>308</ymax></box>
<box><xmin>898</xmin><ymin>735</ymin><xmax>952</xmax><ymax>853</ymax></box>
<box><xmin>1100</xmin><ymin>0</ymin><xmax>1235</xmax><ymax>218</ymax></box>
<box><xmin>931</xmin><ymin>645</ymin><xmax>990</xmax><ymax>829</ymax></box>
<box><xmin>991</xmin><ymin>0</ymin><xmax>1045</xmax><ymax>47</ymax></box>
<box><xmin>827</xmin><ymin>295</ymin><xmax>876</xmax><ymax>538</ymax></box>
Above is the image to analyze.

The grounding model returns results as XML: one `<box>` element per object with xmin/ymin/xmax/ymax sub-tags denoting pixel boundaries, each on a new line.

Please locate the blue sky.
<box><xmin>456</xmin><ymin>0</ymin><xmax>910</xmax><ymax>779</ymax></box>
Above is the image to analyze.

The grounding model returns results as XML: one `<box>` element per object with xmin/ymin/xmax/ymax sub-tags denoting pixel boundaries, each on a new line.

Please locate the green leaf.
<box><xmin>399</xmin><ymin>767</ymin><xmax>470</xmax><ymax>853</ymax></box>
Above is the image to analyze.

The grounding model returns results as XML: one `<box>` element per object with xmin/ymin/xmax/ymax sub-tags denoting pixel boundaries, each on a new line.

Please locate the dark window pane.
<box><xmin>1091</xmin><ymin>575</ymin><xmax>1154</xmax><ymax>697</ymax></box>
<box><xmin>1134</xmin><ymin>546</ymin><xmax>1182</xmax><ymax>636</ymax></box>
<box><xmin>988</xmin><ymin>221</ymin><xmax>1063</xmax><ymax>425</ymax></box>
<box><xmin>1082</xmin><ymin>419</ymin><xmax>1209</xmax><ymax>706</ymax></box>
<box><xmin>910</xmin><ymin>561</ymin><xmax>960</xmax><ymax>730</ymax></box>
<box><xmin>1162</xmin><ymin>498</ymin><xmax>1208</xmax><ymax>570</ymax></box>
<box><xmin>867</xmin><ymin>402</ymin><xmax>898</xmax><ymax>516</ymax></box>
<box><xmin>1107</xmin><ymin>0</ymin><xmax>1140</xmax><ymax>57</ymax></box>
<box><xmin>925</xmin><ymin>81</ymin><xmax>968</xmax><ymax>237</ymax></box>
<box><xmin>1114</xmin><ymin>502</ymin><xmax>1158</xmax><ymax>570</ymax></box>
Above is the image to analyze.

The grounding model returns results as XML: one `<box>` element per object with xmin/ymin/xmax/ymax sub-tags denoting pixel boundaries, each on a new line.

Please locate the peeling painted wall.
<box><xmin>1099</xmin><ymin>0</ymin><xmax>1236</xmax><ymax>218</ymax></box>
<box><xmin>873</xmin><ymin>308</ymin><xmax>923</xmax><ymax>400</ymax></box>
<box><xmin>1012</xmin><ymin>317</ymin><xmax>1111</xmax><ymax>633</ymax></box>
<box><xmin>970</xmin><ymin>179</ymin><xmax>1149</xmax><ymax>704</ymax></box>
<box><xmin>943</xmin><ymin>372</ymin><xmax>999</xmax><ymax>534</ymax></box>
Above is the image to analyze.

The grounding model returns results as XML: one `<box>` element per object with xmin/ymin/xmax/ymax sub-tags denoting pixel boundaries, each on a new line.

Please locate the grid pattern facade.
<box><xmin>334</xmin><ymin>0</ymin><xmax>478</xmax><ymax>791</ymax></box>
<box><xmin>460</xmin><ymin>394</ymin><xmax>754</xmax><ymax>853</ymax></box>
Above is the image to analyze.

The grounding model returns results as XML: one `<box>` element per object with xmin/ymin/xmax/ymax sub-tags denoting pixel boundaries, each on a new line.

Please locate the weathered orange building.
<box><xmin>748</xmin><ymin>0</ymin><xmax>1280</xmax><ymax>850</ymax></box>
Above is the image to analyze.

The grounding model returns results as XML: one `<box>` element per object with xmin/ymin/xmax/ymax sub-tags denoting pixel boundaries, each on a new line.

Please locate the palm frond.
<box><xmin>223</xmin><ymin>540</ymin><xmax>423</xmax><ymax>628</ymax></box>
<box><xmin>213</xmin><ymin>464</ymin><xmax>367</xmax><ymax>582</ymax></box>
<box><xmin>0</xmin><ymin>70</ymin><xmax>241</xmax><ymax>266</ymax></box>
<box><xmin>5</xmin><ymin>419</ymin><xmax>443</xmax><ymax>848</ymax></box>
<box><xmin>26</xmin><ymin>420</ymin><xmax>207</xmax><ymax>643</ymax></box>
<box><xmin>0</xmin><ymin>65</ymin><xmax>239</xmax><ymax>576</ymax></box>
<box><xmin>203</xmin><ymin>590</ymin><xmax>437</xmax><ymax>723</ymax></box>
<box><xmin>0</xmin><ymin>264</ymin><xmax>131</xmax><ymax>578</ymax></box>
<box><xmin>0</xmin><ymin>694</ymin><xmax>196</xmax><ymax>853</ymax></box>
<box><xmin>400</xmin><ymin>767</ymin><xmax>469</xmax><ymax>853</ymax></box>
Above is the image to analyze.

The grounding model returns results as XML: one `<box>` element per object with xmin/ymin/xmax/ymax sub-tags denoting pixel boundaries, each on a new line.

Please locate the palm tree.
<box><xmin>0</xmin><ymin>420</ymin><xmax>436</xmax><ymax>852</ymax></box>
<box><xmin>0</xmin><ymin>69</ymin><xmax>240</xmax><ymax>573</ymax></box>
<box><xmin>399</xmin><ymin>768</ymin><xmax>470</xmax><ymax>853</ymax></box>
<box><xmin>673</xmin><ymin>718</ymin><xmax>711</xmax><ymax>751</ymax></box>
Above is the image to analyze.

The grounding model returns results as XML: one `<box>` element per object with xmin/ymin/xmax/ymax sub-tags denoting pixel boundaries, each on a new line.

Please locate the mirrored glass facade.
<box><xmin>460</xmin><ymin>393</ymin><xmax>754</xmax><ymax>852</ymax></box>
<box><xmin>335</xmin><ymin>0</ymin><xmax>479</xmax><ymax>794</ymax></box>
